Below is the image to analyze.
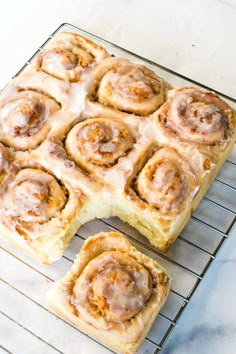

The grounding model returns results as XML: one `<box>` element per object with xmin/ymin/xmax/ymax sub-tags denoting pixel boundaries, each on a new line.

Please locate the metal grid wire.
<box><xmin>0</xmin><ymin>23</ymin><xmax>235</xmax><ymax>354</ymax></box>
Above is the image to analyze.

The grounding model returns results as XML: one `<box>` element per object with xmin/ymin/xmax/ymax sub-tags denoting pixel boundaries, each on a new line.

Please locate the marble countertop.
<box><xmin>0</xmin><ymin>1</ymin><xmax>235</xmax><ymax>354</ymax></box>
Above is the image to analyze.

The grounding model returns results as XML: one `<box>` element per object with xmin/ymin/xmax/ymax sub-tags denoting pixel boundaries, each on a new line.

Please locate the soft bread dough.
<box><xmin>47</xmin><ymin>232</ymin><xmax>172</xmax><ymax>354</ymax></box>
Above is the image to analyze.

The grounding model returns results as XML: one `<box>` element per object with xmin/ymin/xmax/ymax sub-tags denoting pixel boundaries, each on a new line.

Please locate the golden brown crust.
<box><xmin>47</xmin><ymin>232</ymin><xmax>172</xmax><ymax>353</ymax></box>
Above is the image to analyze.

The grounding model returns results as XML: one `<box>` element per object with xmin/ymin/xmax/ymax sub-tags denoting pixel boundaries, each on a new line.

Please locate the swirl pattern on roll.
<box><xmin>135</xmin><ymin>147</ymin><xmax>197</xmax><ymax>213</ymax></box>
<box><xmin>156</xmin><ymin>87</ymin><xmax>234</xmax><ymax>145</ymax></box>
<box><xmin>66</xmin><ymin>117</ymin><xmax>134</xmax><ymax>168</ymax></box>
<box><xmin>0</xmin><ymin>163</ymin><xmax>78</xmax><ymax>242</ymax></box>
<box><xmin>67</xmin><ymin>232</ymin><xmax>170</xmax><ymax>333</ymax></box>
<box><xmin>0</xmin><ymin>90</ymin><xmax>60</xmax><ymax>150</ymax></box>
<box><xmin>47</xmin><ymin>232</ymin><xmax>171</xmax><ymax>353</ymax></box>
<box><xmin>72</xmin><ymin>252</ymin><xmax>153</xmax><ymax>328</ymax></box>
<box><xmin>37</xmin><ymin>32</ymin><xmax>108</xmax><ymax>82</ymax></box>
<box><xmin>90</xmin><ymin>58</ymin><xmax>165</xmax><ymax>115</ymax></box>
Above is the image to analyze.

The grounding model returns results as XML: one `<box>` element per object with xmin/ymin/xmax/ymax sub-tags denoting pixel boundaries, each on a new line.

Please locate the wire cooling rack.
<box><xmin>0</xmin><ymin>23</ymin><xmax>236</xmax><ymax>354</ymax></box>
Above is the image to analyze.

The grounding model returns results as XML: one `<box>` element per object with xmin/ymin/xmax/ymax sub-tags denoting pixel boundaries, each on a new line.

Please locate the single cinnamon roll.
<box><xmin>65</xmin><ymin>117</ymin><xmax>134</xmax><ymax>171</ymax></box>
<box><xmin>37</xmin><ymin>32</ymin><xmax>108</xmax><ymax>82</ymax></box>
<box><xmin>47</xmin><ymin>232</ymin><xmax>171</xmax><ymax>354</ymax></box>
<box><xmin>0</xmin><ymin>90</ymin><xmax>60</xmax><ymax>150</ymax></box>
<box><xmin>89</xmin><ymin>57</ymin><xmax>165</xmax><ymax>115</ymax></box>
<box><xmin>0</xmin><ymin>159</ymin><xmax>82</xmax><ymax>264</ymax></box>
<box><xmin>135</xmin><ymin>147</ymin><xmax>197</xmax><ymax>214</ymax></box>
<box><xmin>156</xmin><ymin>87</ymin><xmax>234</xmax><ymax>145</ymax></box>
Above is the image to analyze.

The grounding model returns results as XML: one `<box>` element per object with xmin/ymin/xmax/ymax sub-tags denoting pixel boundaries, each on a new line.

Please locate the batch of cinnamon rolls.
<box><xmin>0</xmin><ymin>31</ymin><xmax>235</xmax><ymax>353</ymax></box>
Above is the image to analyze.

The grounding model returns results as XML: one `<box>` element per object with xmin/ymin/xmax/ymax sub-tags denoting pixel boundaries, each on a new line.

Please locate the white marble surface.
<box><xmin>0</xmin><ymin>1</ymin><xmax>236</xmax><ymax>354</ymax></box>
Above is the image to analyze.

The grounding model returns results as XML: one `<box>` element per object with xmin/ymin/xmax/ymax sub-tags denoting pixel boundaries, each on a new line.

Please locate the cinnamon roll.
<box><xmin>47</xmin><ymin>232</ymin><xmax>171</xmax><ymax>354</ymax></box>
<box><xmin>65</xmin><ymin>117</ymin><xmax>134</xmax><ymax>172</ymax></box>
<box><xmin>88</xmin><ymin>57</ymin><xmax>166</xmax><ymax>116</ymax></box>
<box><xmin>115</xmin><ymin>147</ymin><xmax>199</xmax><ymax>252</ymax></box>
<box><xmin>155</xmin><ymin>87</ymin><xmax>235</xmax><ymax>146</ymax></box>
<box><xmin>0</xmin><ymin>159</ymin><xmax>82</xmax><ymax>264</ymax></box>
<box><xmin>0</xmin><ymin>89</ymin><xmax>60</xmax><ymax>150</ymax></box>
<box><xmin>36</xmin><ymin>32</ymin><xmax>108</xmax><ymax>82</ymax></box>
<box><xmin>135</xmin><ymin>147</ymin><xmax>197</xmax><ymax>214</ymax></box>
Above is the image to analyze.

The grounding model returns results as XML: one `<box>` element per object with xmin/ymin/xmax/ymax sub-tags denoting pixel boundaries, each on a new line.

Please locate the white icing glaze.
<box><xmin>1</xmin><ymin>168</ymin><xmax>66</xmax><ymax>222</ymax></box>
<box><xmin>89</xmin><ymin>57</ymin><xmax>164</xmax><ymax>116</ymax></box>
<box><xmin>65</xmin><ymin>117</ymin><xmax>134</xmax><ymax>167</ymax></box>
<box><xmin>136</xmin><ymin>147</ymin><xmax>197</xmax><ymax>213</ymax></box>
<box><xmin>72</xmin><ymin>251</ymin><xmax>153</xmax><ymax>328</ymax></box>
<box><xmin>36</xmin><ymin>32</ymin><xmax>108</xmax><ymax>83</ymax></box>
